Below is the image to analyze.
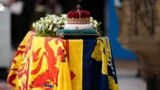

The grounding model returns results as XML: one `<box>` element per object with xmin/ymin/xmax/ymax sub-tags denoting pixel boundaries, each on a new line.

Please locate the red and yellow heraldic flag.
<box><xmin>7</xmin><ymin>31</ymin><xmax>119</xmax><ymax>90</ymax></box>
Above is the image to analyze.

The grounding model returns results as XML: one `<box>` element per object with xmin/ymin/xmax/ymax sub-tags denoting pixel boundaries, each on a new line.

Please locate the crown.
<box><xmin>67</xmin><ymin>4</ymin><xmax>90</xmax><ymax>24</ymax></box>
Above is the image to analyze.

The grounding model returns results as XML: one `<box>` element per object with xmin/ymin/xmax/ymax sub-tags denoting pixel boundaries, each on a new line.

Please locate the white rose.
<box><xmin>48</xmin><ymin>24</ymin><xmax>53</xmax><ymax>31</ymax></box>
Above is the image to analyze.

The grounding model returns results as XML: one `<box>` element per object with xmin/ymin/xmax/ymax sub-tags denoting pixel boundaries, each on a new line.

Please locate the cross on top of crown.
<box><xmin>76</xmin><ymin>4</ymin><xmax>81</xmax><ymax>11</ymax></box>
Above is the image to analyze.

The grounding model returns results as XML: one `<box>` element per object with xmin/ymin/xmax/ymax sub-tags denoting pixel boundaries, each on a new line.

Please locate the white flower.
<box><xmin>53</xmin><ymin>27</ymin><xmax>58</xmax><ymax>32</ymax></box>
<box><xmin>32</xmin><ymin>14</ymin><xmax>101</xmax><ymax>37</ymax></box>
<box><xmin>48</xmin><ymin>24</ymin><xmax>53</xmax><ymax>31</ymax></box>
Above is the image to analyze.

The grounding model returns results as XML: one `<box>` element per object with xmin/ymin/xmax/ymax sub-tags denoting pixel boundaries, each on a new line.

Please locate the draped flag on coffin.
<box><xmin>7</xmin><ymin>31</ymin><xmax>119</xmax><ymax>90</ymax></box>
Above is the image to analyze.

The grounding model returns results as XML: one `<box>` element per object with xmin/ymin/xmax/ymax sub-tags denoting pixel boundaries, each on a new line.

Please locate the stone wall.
<box><xmin>0</xmin><ymin>8</ymin><xmax>11</xmax><ymax>68</ymax></box>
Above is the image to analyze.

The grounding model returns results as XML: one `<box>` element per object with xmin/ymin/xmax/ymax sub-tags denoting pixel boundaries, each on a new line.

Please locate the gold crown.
<box><xmin>67</xmin><ymin>4</ymin><xmax>90</xmax><ymax>24</ymax></box>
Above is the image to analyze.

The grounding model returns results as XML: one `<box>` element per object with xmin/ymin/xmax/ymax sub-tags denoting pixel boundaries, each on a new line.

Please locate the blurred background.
<box><xmin>1</xmin><ymin>0</ymin><xmax>160</xmax><ymax>90</ymax></box>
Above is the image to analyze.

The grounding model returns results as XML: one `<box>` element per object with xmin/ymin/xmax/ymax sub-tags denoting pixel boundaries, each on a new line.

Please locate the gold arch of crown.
<box><xmin>76</xmin><ymin>4</ymin><xmax>81</xmax><ymax>17</ymax></box>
